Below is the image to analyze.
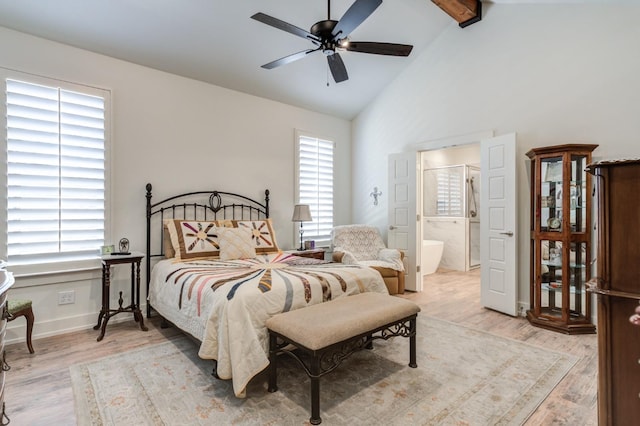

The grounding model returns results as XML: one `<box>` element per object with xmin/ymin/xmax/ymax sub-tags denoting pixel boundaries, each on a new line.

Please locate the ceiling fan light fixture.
<box><xmin>251</xmin><ymin>0</ymin><xmax>412</xmax><ymax>84</ymax></box>
<box><xmin>311</xmin><ymin>19</ymin><xmax>338</xmax><ymax>39</ymax></box>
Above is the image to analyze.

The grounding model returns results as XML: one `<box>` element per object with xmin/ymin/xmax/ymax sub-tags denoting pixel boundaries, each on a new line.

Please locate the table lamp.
<box><xmin>292</xmin><ymin>204</ymin><xmax>312</xmax><ymax>251</ymax></box>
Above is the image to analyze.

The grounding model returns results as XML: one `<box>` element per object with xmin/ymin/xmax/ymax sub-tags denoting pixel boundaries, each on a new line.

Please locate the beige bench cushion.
<box><xmin>265</xmin><ymin>293</ymin><xmax>420</xmax><ymax>351</ymax></box>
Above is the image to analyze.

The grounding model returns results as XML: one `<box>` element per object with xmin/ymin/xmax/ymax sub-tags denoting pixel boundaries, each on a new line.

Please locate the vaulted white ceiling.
<box><xmin>3</xmin><ymin>1</ymin><xmax>599</xmax><ymax>119</ymax></box>
<box><xmin>0</xmin><ymin>0</ymin><xmax>460</xmax><ymax>118</ymax></box>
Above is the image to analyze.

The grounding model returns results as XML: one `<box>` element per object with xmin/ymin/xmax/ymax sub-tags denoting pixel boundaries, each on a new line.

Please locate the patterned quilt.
<box><xmin>148</xmin><ymin>252</ymin><xmax>388</xmax><ymax>397</ymax></box>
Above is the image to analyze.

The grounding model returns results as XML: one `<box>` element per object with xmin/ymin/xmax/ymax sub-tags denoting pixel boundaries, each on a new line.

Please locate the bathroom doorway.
<box><xmin>408</xmin><ymin>132</ymin><xmax>518</xmax><ymax>317</ymax></box>
<box><xmin>420</xmin><ymin>144</ymin><xmax>481</xmax><ymax>278</ymax></box>
<box><xmin>389</xmin><ymin>131</ymin><xmax>517</xmax><ymax>315</ymax></box>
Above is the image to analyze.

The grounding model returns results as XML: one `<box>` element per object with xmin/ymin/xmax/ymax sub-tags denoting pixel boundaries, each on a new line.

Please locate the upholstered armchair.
<box><xmin>331</xmin><ymin>224</ymin><xmax>405</xmax><ymax>294</ymax></box>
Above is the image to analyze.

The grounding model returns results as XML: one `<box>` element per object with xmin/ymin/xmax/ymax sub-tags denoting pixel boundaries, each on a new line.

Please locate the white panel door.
<box><xmin>388</xmin><ymin>152</ymin><xmax>420</xmax><ymax>291</ymax></box>
<box><xmin>480</xmin><ymin>133</ymin><xmax>518</xmax><ymax>316</ymax></box>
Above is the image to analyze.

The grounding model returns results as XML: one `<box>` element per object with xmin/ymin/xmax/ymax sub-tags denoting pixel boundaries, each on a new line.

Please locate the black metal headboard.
<box><xmin>145</xmin><ymin>183</ymin><xmax>270</xmax><ymax>315</ymax></box>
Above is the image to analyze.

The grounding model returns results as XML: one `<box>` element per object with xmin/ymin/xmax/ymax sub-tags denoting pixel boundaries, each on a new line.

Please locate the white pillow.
<box><xmin>218</xmin><ymin>227</ymin><xmax>257</xmax><ymax>260</ymax></box>
<box><xmin>378</xmin><ymin>248</ymin><xmax>404</xmax><ymax>271</ymax></box>
<box><xmin>335</xmin><ymin>247</ymin><xmax>358</xmax><ymax>264</ymax></box>
<box><xmin>378</xmin><ymin>248</ymin><xmax>401</xmax><ymax>263</ymax></box>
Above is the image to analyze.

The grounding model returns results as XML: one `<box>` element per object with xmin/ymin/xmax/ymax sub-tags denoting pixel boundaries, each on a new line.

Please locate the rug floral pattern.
<box><xmin>71</xmin><ymin>316</ymin><xmax>577</xmax><ymax>425</ymax></box>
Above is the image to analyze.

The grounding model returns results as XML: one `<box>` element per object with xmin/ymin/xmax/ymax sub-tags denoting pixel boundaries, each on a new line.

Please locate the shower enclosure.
<box><xmin>423</xmin><ymin>164</ymin><xmax>480</xmax><ymax>271</ymax></box>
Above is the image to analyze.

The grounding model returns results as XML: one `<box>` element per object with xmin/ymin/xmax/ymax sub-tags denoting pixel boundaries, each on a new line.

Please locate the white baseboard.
<box><xmin>5</xmin><ymin>303</ymin><xmax>148</xmax><ymax>346</ymax></box>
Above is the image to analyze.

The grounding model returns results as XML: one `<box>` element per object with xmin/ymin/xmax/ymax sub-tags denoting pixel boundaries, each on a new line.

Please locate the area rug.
<box><xmin>71</xmin><ymin>316</ymin><xmax>577</xmax><ymax>425</ymax></box>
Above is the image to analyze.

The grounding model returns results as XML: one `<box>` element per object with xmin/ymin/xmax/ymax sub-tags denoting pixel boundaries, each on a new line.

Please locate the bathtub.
<box><xmin>422</xmin><ymin>240</ymin><xmax>444</xmax><ymax>275</ymax></box>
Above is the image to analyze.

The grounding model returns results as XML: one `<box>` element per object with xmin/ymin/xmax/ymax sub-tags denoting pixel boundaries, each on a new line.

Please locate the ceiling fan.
<box><xmin>251</xmin><ymin>0</ymin><xmax>413</xmax><ymax>83</ymax></box>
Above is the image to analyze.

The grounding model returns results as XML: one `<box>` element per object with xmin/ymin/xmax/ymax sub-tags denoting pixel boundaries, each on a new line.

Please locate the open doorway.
<box><xmin>390</xmin><ymin>132</ymin><xmax>517</xmax><ymax>316</ymax></box>
<box><xmin>419</xmin><ymin>144</ymin><xmax>481</xmax><ymax>281</ymax></box>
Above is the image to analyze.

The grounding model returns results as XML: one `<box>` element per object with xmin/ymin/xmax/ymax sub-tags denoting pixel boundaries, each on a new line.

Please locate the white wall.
<box><xmin>423</xmin><ymin>144</ymin><xmax>480</xmax><ymax>169</ymax></box>
<box><xmin>0</xmin><ymin>26</ymin><xmax>352</xmax><ymax>343</ymax></box>
<box><xmin>352</xmin><ymin>4</ymin><xmax>640</xmax><ymax>306</ymax></box>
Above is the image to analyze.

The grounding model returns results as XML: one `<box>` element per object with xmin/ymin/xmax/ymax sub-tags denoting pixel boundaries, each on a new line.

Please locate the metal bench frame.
<box><xmin>267</xmin><ymin>313</ymin><xmax>418</xmax><ymax>425</ymax></box>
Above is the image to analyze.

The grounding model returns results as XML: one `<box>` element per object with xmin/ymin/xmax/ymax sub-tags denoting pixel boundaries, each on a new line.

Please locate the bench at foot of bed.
<box><xmin>265</xmin><ymin>292</ymin><xmax>421</xmax><ymax>425</ymax></box>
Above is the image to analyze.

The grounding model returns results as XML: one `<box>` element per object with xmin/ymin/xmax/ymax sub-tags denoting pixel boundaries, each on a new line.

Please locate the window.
<box><xmin>435</xmin><ymin>168</ymin><xmax>463</xmax><ymax>216</ymax></box>
<box><xmin>423</xmin><ymin>166</ymin><xmax>463</xmax><ymax>217</ymax></box>
<box><xmin>295</xmin><ymin>131</ymin><xmax>334</xmax><ymax>245</ymax></box>
<box><xmin>2</xmin><ymin>72</ymin><xmax>110</xmax><ymax>275</ymax></box>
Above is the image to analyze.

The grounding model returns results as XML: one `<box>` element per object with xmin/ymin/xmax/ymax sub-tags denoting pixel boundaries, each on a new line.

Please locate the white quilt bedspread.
<box><xmin>148</xmin><ymin>252</ymin><xmax>388</xmax><ymax>397</ymax></box>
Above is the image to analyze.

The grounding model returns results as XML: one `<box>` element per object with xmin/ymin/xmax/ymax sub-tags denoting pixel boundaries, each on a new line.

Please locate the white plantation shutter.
<box><xmin>296</xmin><ymin>133</ymin><xmax>334</xmax><ymax>243</ymax></box>
<box><xmin>435</xmin><ymin>168</ymin><xmax>463</xmax><ymax>216</ymax></box>
<box><xmin>4</xmin><ymin>77</ymin><xmax>108</xmax><ymax>269</ymax></box>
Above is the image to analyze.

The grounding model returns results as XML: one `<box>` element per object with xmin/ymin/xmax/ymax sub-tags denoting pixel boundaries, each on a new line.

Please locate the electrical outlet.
<box><xmin>58</xmin><ymin>290</ymin><xmax>75</xmax><ymax>305</ymax></box>
<box><xmin>517</xmin><ymin>303</ymin><xmax>527</xmax><ymax>317</ymax></box>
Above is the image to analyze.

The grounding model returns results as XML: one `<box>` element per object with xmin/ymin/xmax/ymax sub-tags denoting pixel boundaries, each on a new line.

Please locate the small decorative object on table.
<box><xmin>101</xmin><ymin>244</ymin><xmax>115</xmax><ymax>255</ymax></box>
<box><xmin>111</xmin><ymin>238</ymin><xmax>130</xmax><ymax>255</ymax></box>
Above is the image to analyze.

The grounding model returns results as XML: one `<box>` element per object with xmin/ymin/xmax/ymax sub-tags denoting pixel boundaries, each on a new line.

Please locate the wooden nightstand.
<box><xmin>287</xmin><ymin>249</ymin><xmax>326</xmax><ymax>260</ymax></box>
<box><xmin>95</xmin><ymin>251</ymin><xmax>148</xmax><ymax>341</ymax></box>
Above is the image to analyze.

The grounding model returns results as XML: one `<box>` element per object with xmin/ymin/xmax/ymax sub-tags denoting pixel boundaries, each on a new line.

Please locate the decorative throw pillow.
<box><xmin>166</xmin><ymin>219</ymin><xmax>220</xmax><ymax>260</ymax></box>
<box><xmin>162</xmin><ymin>220</ymin><xmax>176</xmax><ymax>258</ymax></box>
<box><xmin>218</xmin><ymin>226</ymin><xmax>257</xmax><ymax>260</ymax></box>
<box><xmin>378</xmin><ymin>248</ymin><xmax>401</xmax><ymax>263</ymax></box>
<box><xmin>335</xmin><ymin>248</ymin><xmax>358</xmax><ymax>265</ymax></box>
<box><xmin>234</xmin><ymin>219</ymin><xmax>280</xmax><ymax>253</ymax></box>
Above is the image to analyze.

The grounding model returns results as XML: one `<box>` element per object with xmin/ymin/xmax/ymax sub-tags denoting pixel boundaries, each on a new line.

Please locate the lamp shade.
<box><xmin>291</xmin><ymin>204</ymin><xmax>312</xmax><ymax>222</ymax></box>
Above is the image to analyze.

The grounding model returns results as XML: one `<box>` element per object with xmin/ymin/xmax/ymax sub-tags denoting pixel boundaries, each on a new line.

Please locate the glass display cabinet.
<box><xmin>526</xmin><ymin>144</ymin><xmax>598</xmax><ymax>334</ymax></box>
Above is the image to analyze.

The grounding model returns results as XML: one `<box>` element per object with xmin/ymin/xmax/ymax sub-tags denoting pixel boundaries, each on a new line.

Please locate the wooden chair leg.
<box><xmin>8</xmin><ymin>305</ymin><xmax>35</xmax><ymax>354</ymax></box>
<box><xmin>25</xmin><ymin>307</ymin><xmax>34</xmax><ymax>354</ymax></box>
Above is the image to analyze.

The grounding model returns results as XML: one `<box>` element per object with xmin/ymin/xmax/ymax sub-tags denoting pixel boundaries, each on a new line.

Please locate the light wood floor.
<box><xmin>402</xmin><ymin>269</ymin><xmax>598</xmax><ymax>425</ymax></box>
<box><xmin>4</xmin><ymin>268</ymin><xmax>597</xmax><ymax>425</ymax></box>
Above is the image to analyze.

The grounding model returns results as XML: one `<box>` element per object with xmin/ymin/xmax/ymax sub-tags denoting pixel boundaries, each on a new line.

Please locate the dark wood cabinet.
<box><xmin>587</xmin><ymin>159</ymin><xmax>640</xmax><ymax>425</ymax></box>
<box><xmin>0</xmin><ymin>269</ymin><xmax>15</xmax><ymax>425</ymax></box>
<box><xmin>526</xmin><ymin>144</ymin><xmax>597</xmax><ymax>334</ymax></box>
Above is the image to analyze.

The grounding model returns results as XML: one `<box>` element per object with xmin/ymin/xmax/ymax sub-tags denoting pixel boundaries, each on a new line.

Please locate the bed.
<box><xmin>145</xmin><ymin>184</ymin><xmax>389</xmax><ymax>397</ymax></box>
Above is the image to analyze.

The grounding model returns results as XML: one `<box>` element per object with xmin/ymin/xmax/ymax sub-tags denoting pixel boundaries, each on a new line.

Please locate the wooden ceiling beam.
<box><xmin>431</xmin><ymin>0</ymin><xmax>482</xmax><ymax>28</ymax></box>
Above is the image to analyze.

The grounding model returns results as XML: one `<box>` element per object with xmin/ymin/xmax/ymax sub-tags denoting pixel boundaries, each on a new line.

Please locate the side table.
<box><xmin>95</xmin><ymin>251</ymin><xmax>148</xmax><ymax>341</ymax></box>
<box><xmin>287</xmin><ymin>249</ymin><xmax>326</xmax><ymax>260</ymax></box>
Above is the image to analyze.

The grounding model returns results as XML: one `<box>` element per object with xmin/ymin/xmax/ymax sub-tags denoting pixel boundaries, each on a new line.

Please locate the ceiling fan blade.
<box><xmin>261</xmin><ymin>49</ymin><xmax>318</xmax><ymax>69</ymax></box>
<box><xmin>332</xmin><ymin>0</ymin><xmax>382</xmax><ymax>39</ymax></box>
<box><xmin>345</xmin><ymin>41</ymin><xmax>413</xmax><ymax>56</ymax></box>
<box><xmin>327</xmin><ymin>53</ymin><xmax>349</xmax><ymax>83</ymax></box>
<box><xmin>251</xmin><ymin>12</ymin><xmax>320</xmax><ymax>43</ymax></box>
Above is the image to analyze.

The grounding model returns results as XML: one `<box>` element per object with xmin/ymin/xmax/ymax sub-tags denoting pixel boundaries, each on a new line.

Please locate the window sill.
<box><xmin>11</xmin><ymin>260</ymin><xmax>103</xmax><ymax>288</ymax></box>
<box><xmin>14</xmin><ymin>267</ymin><xmax>103</xmax><ymax>288</ymax></box>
